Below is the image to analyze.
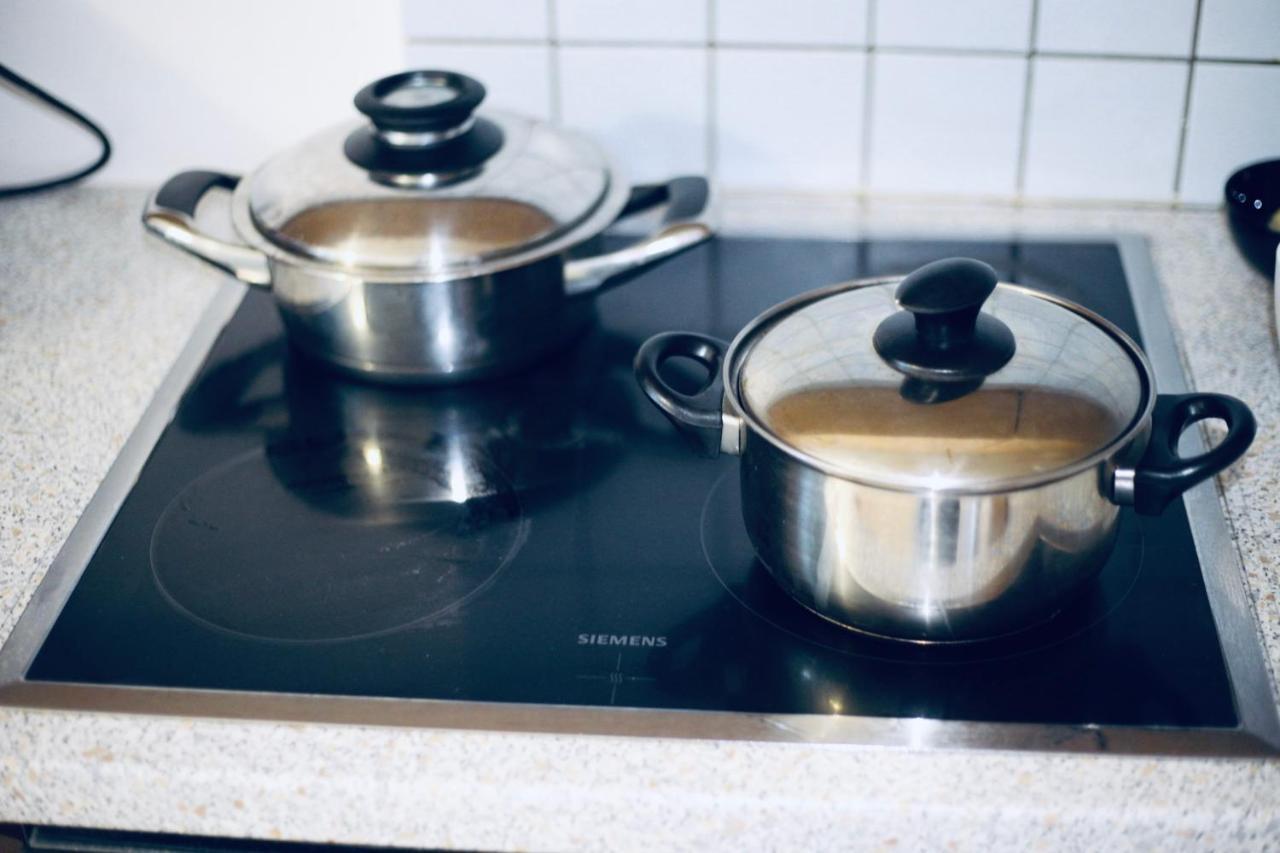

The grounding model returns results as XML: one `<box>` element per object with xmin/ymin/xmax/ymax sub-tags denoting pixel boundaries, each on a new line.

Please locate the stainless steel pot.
<box><xmin>635</xmin><ymin>258</ymin><xmax>1256</xmax><ymax>642</ymax></box>
<box><xmin>143</xmin><ymin>69</ymin><xmax>712</xmax><ymax>384</ymax></box>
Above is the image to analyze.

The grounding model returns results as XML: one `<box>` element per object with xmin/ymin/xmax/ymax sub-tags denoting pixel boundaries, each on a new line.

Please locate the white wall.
<box><xmin>403</xmin><ymin>0</ymin><xmax>1280</xmax><ymax>205</ymax></box>
<box><xmin>3</xmin><ymin>0</ymin><xmax>1277</xmax><ymax>205</ymax></box>
<box><xmin>0</xmin><ymin>0</ymin><xmax>404</xmax><ymax>185</ymax></box>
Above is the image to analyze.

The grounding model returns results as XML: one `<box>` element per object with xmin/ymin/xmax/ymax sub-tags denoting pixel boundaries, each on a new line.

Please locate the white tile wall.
<box><xmin>558</xmin><ymin>47</ymin><xmax>708</xmax><ymax>181</ymax></box>
<box><xmin>875</xmin><ymin>0</ymin><xmax>1032</xmax><ymax>51</ymax></box>
<box><xmin>1181</xmin><ymin>63</ymin><xmax>1280</xmax><ymax>203</ymax></box>
<box><xmin>714</xmin><ymin>0</ymin><xmax>868</xmax><ymax>46</ymax></box>
<box><xmin>870</xmin><ymin>54</ymin><xmax>1026</xmax><ymax>195</ymax></box>
<box><xmin>394</xmin><ymin>0</ymin><xmax>1277</xmax><ymax>205</ymax></box>
<box><xmin>716</xmin><ymin>49</ymin><xmax>865</xmax><ymax>191</ymax></box>
<box><xmin>3</xmin><ymin>0</ymin><xmax>1273</xmax><ymax>206</ymax></box>
<box><xmin>1024</xmin><ymin>58</ymin><xmax>1187</xmax><ymax>200</ymax></box>
<box><xmin>1035</xmin><ymin>0</ymin><xmax>1198</xmax><ymax>57</ymax></box>
<box><xmin>556</xmin><ymin>0</ymin><xmax>707</xmax><ymax>43</ymax></box>
<box><xmin>402</xmin><ymin>0</ymin><xmax>547</xmax><ymax>39</ymax></box>
<box><xmin>1197</xmin><ymin>0</ymin><xmax>1280</xmax><ymax>61</ymax></box>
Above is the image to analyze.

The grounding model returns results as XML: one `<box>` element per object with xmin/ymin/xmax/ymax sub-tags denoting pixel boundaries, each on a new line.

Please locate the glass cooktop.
<box><xmin>4</xmin><ymin>236</ymin><xmax>1275</xmax><ymax>754</ymax></box>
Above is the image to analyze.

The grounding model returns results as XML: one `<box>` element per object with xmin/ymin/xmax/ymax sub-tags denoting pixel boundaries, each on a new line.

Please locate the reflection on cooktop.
<box><xmin>698</xmin><ymin>471</ymin><xmax>1143</xmax><ymax>663</ymax></box>
<box><xmin>151</xmin><ymin>435</ymin><xmax>529</xmax><ymax>643</ymax></box>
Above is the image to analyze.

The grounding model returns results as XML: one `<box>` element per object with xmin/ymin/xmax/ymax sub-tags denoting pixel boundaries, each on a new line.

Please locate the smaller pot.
<box><xmin>635</xmin><ymin>258</ymin><xmax>1256</xmax><ymax>642</ymax></box>
<box><xmin>144</xmin><ymin>69</ymin><xmax>713</xmax><ymax>384</ymax></box>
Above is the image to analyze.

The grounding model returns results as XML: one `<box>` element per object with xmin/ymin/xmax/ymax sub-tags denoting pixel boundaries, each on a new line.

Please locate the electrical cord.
<box><xmin>0</xmin><ymin>62</ymin><xmax>111</xmax><ymax>199</ymax></box>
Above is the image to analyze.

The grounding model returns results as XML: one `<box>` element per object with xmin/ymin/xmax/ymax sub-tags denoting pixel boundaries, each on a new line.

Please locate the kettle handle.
<box><xmin>142</xmin><ymin>170</ymin><xmax>271</xmax><ymax>287</ymax></box>
<box><xmin>564</xmin><ymin>177</ymin><xmax>713</xmax><ymax>297</ymax></box>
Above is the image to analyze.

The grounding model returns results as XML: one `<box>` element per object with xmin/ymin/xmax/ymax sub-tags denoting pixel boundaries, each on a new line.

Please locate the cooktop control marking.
<box><xmin>577</xmin><ymin>651</ymin><xmax>656</xmax><ymax>705</ymax></box>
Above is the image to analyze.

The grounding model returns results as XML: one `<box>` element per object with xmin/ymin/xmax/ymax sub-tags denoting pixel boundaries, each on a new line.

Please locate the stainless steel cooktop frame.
<box><xmin>2</xmin><ymin>234</ymin><xmax>1277</xmax><ymax>757</ymax></box>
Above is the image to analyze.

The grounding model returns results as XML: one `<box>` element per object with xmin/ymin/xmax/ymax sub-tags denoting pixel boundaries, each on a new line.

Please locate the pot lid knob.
<box><xmin>354</xmin><ymin>70</ymin><xmax>486</xmax><ymax>137</ymax></box>
<box><xmin>873</xmin><ymin>258</ymin><xmax>1016</xmax><ymax>400</ymax></box>
<box><xmin>344</xmin><ymin>69</ymin><xmax>505</xmax><ymax>181</ymax></box>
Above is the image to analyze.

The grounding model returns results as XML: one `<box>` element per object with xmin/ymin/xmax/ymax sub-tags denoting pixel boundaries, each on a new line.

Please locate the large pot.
<box><xmin>635</xmin><ymin>258</ymin><xmax>1256</xmax><ymax>642</ymax></box>
<box><xmin>143</xmin><ymin>69</ymin><xmax>712</xmax><ymax>384</ymax></box>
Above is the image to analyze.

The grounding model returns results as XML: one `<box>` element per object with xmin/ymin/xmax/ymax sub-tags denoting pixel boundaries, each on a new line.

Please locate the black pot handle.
<box><xmin>1126</xmin><ymin>392</ymin><xmax>1256</xmax><ymax>515</ymax></box>
<box><xmin>634</xmin><ymin>332</ymin><xmax>728</xmax><ymax>458</ymax></box>
<box><xmin>142</xmin><ymin>170</ymin><xmax>271</xmax><ymax>287</ymax></box>
<box><xmin>152</xmin><ymin>170</ymin><xmax>238</xmax><ymax>216</ymax></box>
<box><xmin>619</xmin><ymin>176</ymin><xmax>711</xmax><ymax>225</ymax></box>
<box><xmin>564</xmin><ymin>177</ymin><xmax>713</xmax><ymax>297</ymax></box>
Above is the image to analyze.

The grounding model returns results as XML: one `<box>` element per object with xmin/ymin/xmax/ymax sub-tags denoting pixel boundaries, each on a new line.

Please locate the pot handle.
<box><xmin>564</xmin><ymin>176</ymin><xmax>713</xmax><ymax>297</ymax></box>
<box><xmin>142</xmin><ymin>170</ymin><xmax>271</xmax><ymax>287</ymax></box>
<box><xmin>1117</xmin><ymin>392</ymin><xmax>1256</xmax><ymax>515</ymax></box>
<box><xmin>634</xmin><ymin>331</ymin><xmax>736</xmax><ymax>457</ymax></box>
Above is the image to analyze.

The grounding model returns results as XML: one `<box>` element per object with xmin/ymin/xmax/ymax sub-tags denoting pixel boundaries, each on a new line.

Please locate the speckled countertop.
<box><xmin>2</xmin><ymin>188</ymin><xmax>1279</xmax><ymax>851</ymax></box>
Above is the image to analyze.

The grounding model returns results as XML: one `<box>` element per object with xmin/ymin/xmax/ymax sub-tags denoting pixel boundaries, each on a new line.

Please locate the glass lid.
<box><xmin>738</xmin><ymin>259</ymin><xmax>1148</xmax><ymax>489</ymax></box>
<box><xmin>243</xmin><ymin>70</ymin><xmax>613</xmax><ymax>275</ymax></box>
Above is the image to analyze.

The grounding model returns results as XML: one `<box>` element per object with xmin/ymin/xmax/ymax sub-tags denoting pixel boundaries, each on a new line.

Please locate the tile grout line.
<box><xmin>1013</xmin><ymin>0</ymin><xmax>1042</xmax><ymax>199</ymax></box>
<box><xmin>403</xmin><ymin>35</ymin><xmax>1280</xmax><ymax>66</ymax></box>
<box><xmin>705</xmin><ymin>0</ymin><xmax>718</xmax><ymax>181</ymax></box>
<box><xmin>1171</xmin><ymin>0</ymin><xmax>1206</xmax><ymax>204</ymax></box>
<box><xmin>403</xmin><ymin>14</ymin><xmax>1272</xmax><ymax>207</ymax></box>
<box><xmin>857</xmin><ymin>0</ymin><xmax>877</xmax><ymax>195</ymax></box>
<box><xmin>546</xmin><ymin>0</ymin><xmax>562</xmax><ymax>123</ymax></box>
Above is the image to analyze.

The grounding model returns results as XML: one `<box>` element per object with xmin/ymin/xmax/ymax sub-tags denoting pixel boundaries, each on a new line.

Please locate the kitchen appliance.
<box><xmin>1</xmin><ymin>235</ymin><xmax>1276</xmax><ymax>756</ymax></box>
<box><xmin>143</xmin><ymin>69</ymin><xmax>712</xmax><ymax>383</ymax></box>
<box><xmin>635</xmin><ymin>258</ymin><xmax>1254</xmax><ymax>641</ymax></box>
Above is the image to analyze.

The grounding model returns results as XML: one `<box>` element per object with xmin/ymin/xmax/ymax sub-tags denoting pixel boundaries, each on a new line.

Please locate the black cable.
<box><xmin>0</xmin><ymin>62</ymin><xmax>112</xmax><ymax>199</ymax></box>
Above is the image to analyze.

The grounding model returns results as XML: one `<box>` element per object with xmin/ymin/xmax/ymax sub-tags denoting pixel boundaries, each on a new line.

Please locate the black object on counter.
<box><xmin>1224</xmin><ymin>158</ymin><xmax>1280</xmax><ymax>279</ymax></box>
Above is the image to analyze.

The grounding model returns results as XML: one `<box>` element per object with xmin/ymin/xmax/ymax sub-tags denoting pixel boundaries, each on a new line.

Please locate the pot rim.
<box><xmin>722</xmin><ymin>276</ymin><xmax>1157</xmax><ymax>496</ymax></box>
<box><xmin>226</xmin><ymin>130</ymin><xmax>634</xmax><ymax>285</ymax></box>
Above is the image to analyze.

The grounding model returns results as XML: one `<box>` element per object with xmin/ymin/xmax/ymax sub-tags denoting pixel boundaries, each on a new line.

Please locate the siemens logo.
<box><xmin>577</xmin><ymin>633</ymin><xmax>668</xmax><ymax>648</ymax></box>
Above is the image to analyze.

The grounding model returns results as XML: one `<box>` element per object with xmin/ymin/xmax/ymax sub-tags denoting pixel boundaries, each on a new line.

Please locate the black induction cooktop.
<box><xmin>5</xmin><ymin>236</ymin><xmax>1276</xmax><ymax>754</ymax></box>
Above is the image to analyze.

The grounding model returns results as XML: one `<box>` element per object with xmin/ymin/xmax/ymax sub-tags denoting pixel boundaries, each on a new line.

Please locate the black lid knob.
<box><xmin>344</xmin><ymin>69</ymin><xmax>504</xmax><ymax>179</ymax></box>
<box><xmin>354</xmin><ymin>70</ymin><xmax>486</xmax><ymax>134</ymax></box>
<box><xmin>873</xmin><ymin>258</ymin><xmax>1016</xmax><ymax>392</ymax></box>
